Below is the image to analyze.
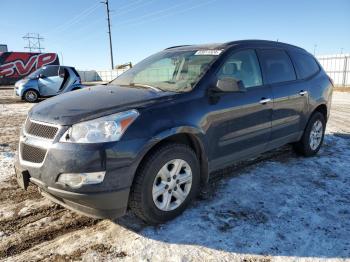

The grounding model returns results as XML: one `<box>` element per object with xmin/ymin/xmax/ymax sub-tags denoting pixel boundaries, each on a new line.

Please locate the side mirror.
<box><xmin>39</xmin><ymin>74</ymin><xmax>46</xmax><ymax>79</ymax></box>
<box><xmin>215</xmin><ymin>77</ymin><xmax>246</xmax><ymax>92</ymax></box>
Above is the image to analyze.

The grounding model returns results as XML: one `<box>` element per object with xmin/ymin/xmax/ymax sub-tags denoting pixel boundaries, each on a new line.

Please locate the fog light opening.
<box><xmin>57</xmin><ymin>171</ymin><xmax>105</xmax><ymax>188</ymax></box>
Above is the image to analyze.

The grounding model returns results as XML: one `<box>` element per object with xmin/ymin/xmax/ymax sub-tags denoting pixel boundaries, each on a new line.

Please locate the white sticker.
<box><xmin>195</xmin><ymin>50</ymin><xmax>223</xmax><ymax>56</ymax></box>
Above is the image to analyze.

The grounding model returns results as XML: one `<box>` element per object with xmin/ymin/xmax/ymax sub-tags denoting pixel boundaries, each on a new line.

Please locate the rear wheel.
<box><xmin>129</xmin><ymin>143</ymin><xmax>200</xmax><ymax>224</ymax></box>
<box><xmin>23</xmin><ymin>89</ymin><xmax>39</xmax><ymax>103</ymax></box>
<box><xmin>293</xmin><ymin>111</ymin><xmax>326</xmax><ymax>156</ymax></box>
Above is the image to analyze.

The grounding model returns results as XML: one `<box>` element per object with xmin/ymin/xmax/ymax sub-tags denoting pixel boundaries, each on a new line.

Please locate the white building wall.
<box><xmin>78</xmin><ymin>69</ymin><xmax>128</xmax><ymax>82</ymax></box>
<box><xmin>316</xmin><ymin>54</ymin><xmax>350</xmax><ymax>87</ymax></box>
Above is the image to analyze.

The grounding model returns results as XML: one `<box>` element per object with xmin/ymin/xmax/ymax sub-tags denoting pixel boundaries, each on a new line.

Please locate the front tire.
<box><xmin>129</xmin><ymin>143</ymin><xmax>200</xmax><ymax>224</ymax></box>
<box><xmin>23</xmin><ymin>89</ymin><xmax>39</xmax><ymax>103</ymax></box>
<box><xmin>293</xmin><ymin>111</ymin><xmax>326</xmax><ymax>156</ymax></box>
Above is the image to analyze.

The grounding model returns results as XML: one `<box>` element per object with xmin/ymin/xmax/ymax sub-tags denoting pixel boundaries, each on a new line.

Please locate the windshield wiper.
<box><xmin>129</xmin><ymin>83</ymin><xmax>162</xmax><ymax>92</ymax></box>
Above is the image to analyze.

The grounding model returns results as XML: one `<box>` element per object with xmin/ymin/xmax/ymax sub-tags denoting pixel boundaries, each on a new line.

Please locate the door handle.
<box><xmin>299</xmin><ymin>90</ymin><xmax>308</xmax><ymax>96</ymax></box>
<box><xmin>259</xmin><ymin>98</ymin><xmax>271</xmax><ymax>105</ymax></box>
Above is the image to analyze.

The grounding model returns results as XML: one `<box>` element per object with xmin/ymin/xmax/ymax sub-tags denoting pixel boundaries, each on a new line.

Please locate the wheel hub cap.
<box><xmin>310</xmin><ymin>120</ymin><xmax>323</xmax><ymax>150</ymax></box>
<box><xmin>26</xmin><ymin>91</ymin><xmax>36</xmax><ymax>101</ymax></box>
<box><xmin>152</xmin><ymin>159</ymin><xmax>192</xmax><ymax>211</ymax></box>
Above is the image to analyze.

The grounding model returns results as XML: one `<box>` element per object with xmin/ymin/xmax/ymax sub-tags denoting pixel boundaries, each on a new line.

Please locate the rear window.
<box><xmin>258</xmin><ymin>49</ymin><xmax>296</xmax><ymax>84</ymax></box>
<box><xmin>289</xmin><ymin>51</ymin><xmax>319</xmax><ymax>79</ymax></box>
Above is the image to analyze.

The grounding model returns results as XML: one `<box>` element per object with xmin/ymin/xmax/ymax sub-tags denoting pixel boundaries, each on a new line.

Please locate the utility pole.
<box><xmin>101</xmin><ymin>0</ymin><xmax>114</xmax><ymax>69</ymax></box>
<box><xmin>23</xmin><ymin>33</ymin><xmax>45</xmax><ymax>53</ymax></box>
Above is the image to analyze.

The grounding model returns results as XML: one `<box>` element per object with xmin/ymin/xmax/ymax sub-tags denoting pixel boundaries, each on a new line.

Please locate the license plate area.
<box><xmin>15</xmin><ymin>167</ymin><xmax>30</xmax><ymax>190</ymax></box>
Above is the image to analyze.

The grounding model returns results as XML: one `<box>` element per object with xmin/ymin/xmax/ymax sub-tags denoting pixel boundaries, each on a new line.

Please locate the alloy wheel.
<box><xmin>309</xmin><ymin>119</ymin><xmax>323</xmax><ymax>150</ymax></box>
<box><xmin>25</xmin><ymin>90</ymin><xmax>38</xmax><ymax>102</ymax></box>
<box><xmin>152</xmin><ymin>159</ymin><xmax>192</xmax><ymax>211</ymax></box>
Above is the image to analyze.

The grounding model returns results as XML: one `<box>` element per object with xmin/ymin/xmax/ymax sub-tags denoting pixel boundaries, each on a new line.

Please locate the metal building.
<box><xmin>0</xmin><ymin>44</ymin><xmax>8</xmax><ymax>52</ymax></box>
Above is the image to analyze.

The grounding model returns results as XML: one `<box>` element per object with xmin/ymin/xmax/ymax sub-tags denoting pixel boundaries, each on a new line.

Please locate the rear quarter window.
<box><xmin>258</xmin><ymin>49</ymin><xmax>296</xmax><ymax>84</ymax></box>
<box><xmin>289</xmin><ymin>51</ymin><xmax>320</xmax><ymax>79</ymax></box>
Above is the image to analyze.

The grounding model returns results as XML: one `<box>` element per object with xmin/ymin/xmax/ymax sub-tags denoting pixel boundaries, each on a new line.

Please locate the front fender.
<box><xmin>133</xmin><ymin>125</ymin><xmax>210</xmax><ymax>186</ymax></box>
<box><xmin>18</xmin><ymin>81</ymin><xmax>39</xmax><ymax>97</ymax></box>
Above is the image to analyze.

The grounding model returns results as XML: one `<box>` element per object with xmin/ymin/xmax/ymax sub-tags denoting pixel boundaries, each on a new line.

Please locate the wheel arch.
<box><xmin>311</xmin><ymin>103</ymin><xmax>328</xmax><ymax>123</ymax></box>
<box><xmin>133</xmin><ymin>128</ymin><xmax>209</xmax><ymax>189</ymax></box>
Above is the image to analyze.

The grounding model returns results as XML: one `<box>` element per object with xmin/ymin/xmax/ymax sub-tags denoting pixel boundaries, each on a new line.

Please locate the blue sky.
<box><xmin>1</xmin><ymin>0</ymin><xmax>349</xmax><ymax>70</ymax></box>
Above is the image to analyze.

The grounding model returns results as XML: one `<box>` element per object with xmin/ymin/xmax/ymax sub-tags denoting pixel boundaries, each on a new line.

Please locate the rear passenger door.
<box><xmin>257</xmin><ymin>49</ymin><xmax>309</xmax><ymax>148</ymax></box>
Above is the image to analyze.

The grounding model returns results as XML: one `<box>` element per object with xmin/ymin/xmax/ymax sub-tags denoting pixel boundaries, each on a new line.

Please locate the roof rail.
<box><xmin>224</xmin><ymin>40</ymin><xmax>305</xmax><ymax>51</ymax></box>
<box><xmin>164</xmin><ymin>45</ymin><xmax>192</xmax><ymax>50</ymax></box>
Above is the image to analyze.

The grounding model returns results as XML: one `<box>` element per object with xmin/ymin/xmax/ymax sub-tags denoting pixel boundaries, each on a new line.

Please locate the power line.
<box><xmin>113</xmin><ymin>0</ymin><xmax>218</xmax><ymax>29</ymax></box>
<box><xmin>101</xmin><ymin>0</ymin><xmax>114</xmax><ymax>69</ymax></box>
<box><xmin>52</xmin><ymin>0</ymin><xmax>217</xmax><ymax>50</ymax></box>
<box><xmin>23</xmin><ymin>33</ymin><xmax>44</xmax><ymax>53</ymax></box>
<box><xmin>45</xmin><ymin>0</ymin><xmax>218</xmax><ymax>68</ymax></box>
<box><xmin>44</xmin><ymin>3</ymin><xmax>101</xmax><ymax>35</ymax></box>
<box><xmin>66</xmin><ymin>0</ymin><xmax>157</xmax><ymax>39</ymax></box>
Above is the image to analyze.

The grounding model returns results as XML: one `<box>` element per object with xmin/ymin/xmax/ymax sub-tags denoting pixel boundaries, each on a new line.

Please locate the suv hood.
<box><xmin>29</xmin><ymin>85</ymin><xmax>174</xmax><ymax>125</ymax></box>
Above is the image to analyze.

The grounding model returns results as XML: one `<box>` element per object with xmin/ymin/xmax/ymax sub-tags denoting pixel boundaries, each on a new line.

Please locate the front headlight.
<box><xmin>60</xmin><ymin>109</ymin><xmax>139</xmax><ymax>143</ymax></box>
<box><xmin>16</xmin><ymin>79</ymin><xmax>29</xmax><ymax>87</ymax></box>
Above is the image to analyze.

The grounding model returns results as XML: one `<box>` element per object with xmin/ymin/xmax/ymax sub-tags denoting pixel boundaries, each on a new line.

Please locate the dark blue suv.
<box><xmin>15</xmin><ymin>40</ymin><xmax>333</xmax><ymax>224</ymax></box>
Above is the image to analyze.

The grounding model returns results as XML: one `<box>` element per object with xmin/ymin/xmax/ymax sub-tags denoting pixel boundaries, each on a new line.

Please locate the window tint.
<box><xmin>42</xmin><ymin>66</ymin><xmax>59</xmax><ymax>77</ymax></box>
<box><xmin>290</xmin><ymin>51</ymin><xmax>319</xmax><ymax>79</ymax></box>
<box><xmin>217</xmin><ymin>49</ymin><xmax>262</xmax><ymax>88</ymax></box>
<box><xmin>259</xmin><ymin>49</ymin><xmax>296</xmax><ymax>84</ymax></box>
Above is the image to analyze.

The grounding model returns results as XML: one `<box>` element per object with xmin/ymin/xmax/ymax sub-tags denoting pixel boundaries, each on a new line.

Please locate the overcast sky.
<box><xmin>1</xmin><ymin>0</ymin><xmax>349</xmax><ymax>70</ymax></box>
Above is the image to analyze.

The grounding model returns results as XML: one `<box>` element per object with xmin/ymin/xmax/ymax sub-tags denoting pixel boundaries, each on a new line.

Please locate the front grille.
<box><xmin>25</xmin><ymin>118</ymin><xmax>59</xmax><ymax>140</ymax></box>
<box><xmin>21</xmin><ymin>143</ymin><xmax>47</xmax><ymax>163</ymax></box>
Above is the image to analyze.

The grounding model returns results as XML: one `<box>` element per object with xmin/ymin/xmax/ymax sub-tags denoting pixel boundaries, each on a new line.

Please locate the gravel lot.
<box><xmin>0</xmin><ymin>89</ymin><xmax>349</xmax><ymax>261</ymax></box>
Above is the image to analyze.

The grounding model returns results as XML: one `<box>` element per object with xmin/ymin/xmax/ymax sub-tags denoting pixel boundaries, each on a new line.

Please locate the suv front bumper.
<box><xmin>15</xmin><ymin>119</ymin><xmax>147</xmax><ymax>219</ymax></box>
<box><xmin>14</xmin><ymin>154</ymin><xmax>131</xmax><ymax>219</ymax></box>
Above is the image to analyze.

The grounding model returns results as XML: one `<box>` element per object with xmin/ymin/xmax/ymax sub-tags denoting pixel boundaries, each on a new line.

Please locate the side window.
<box><xmin>289</xmin><ymin>51</ymin><xmax>319</xmax><ymax>79</ymax></box>
<box><xmin>217</xmin><ymin>49</ymin><xmax>262</xmax><ymax>88</ymax></box>
<box><xmin>42</xmin><ymin>66</ymin><xmax>59</xmax><ymax>77</ymax></box>
<box><xmin>258</xmin><ymin>49</ymin><xmax>296</xmax><ymax>84</ymax></box>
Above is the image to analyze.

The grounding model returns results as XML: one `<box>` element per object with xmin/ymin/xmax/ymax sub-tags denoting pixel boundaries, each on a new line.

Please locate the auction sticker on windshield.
<box><xmin>195</xmin><ymin>50</ymin><xmax>223</xmax><ymax>55</ymax></box>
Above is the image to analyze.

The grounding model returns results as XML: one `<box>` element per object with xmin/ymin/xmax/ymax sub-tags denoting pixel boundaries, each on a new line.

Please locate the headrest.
<box><xmin>222</xmin><ymin>63</ymin><xmax>237</xmax><ymax>75</ymax></box>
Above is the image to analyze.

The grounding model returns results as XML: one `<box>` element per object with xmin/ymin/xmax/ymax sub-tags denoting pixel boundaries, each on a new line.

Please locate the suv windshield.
<box><xmin>111</xmin><ymin>50</ymin><xmax>220</xmax><ymax>92</ymax></box>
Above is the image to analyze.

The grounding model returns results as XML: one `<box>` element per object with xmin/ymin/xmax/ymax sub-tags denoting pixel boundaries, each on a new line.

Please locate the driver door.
<box><xmin>207</xmin><ymin>49</ymin><xmax>273</xmax><ymax>170</ymax></box>
<box><xmin>38</xmin><ymin>66</ymin><xmax>64</xmax><ymax>96</ymax></box>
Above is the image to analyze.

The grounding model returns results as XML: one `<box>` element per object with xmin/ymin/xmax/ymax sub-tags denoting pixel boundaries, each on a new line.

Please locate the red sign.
<box><xmin>0</xmin><ymin>52</ymin><xmax>59</xmax><ymax>85</ymax></box>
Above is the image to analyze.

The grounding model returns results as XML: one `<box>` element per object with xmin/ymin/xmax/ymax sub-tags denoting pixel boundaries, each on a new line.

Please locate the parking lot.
<box><xmin>0</xmin><ymin>88</ymin><xmax>349</xmax><ymax>261</ymax></box>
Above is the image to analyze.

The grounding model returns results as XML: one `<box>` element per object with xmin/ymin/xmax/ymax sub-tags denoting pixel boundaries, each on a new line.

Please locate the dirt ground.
<box><xmin>0</xmin><ymin>88</ymin><xmax>349</xmax><ymax>262</ymax></box>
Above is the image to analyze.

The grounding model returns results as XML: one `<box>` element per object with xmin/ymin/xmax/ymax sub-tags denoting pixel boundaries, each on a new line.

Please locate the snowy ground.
<box><xmin>0</xmin><ymin>89</ymin><xmax>349</xmax><ymax>261</ymax></box>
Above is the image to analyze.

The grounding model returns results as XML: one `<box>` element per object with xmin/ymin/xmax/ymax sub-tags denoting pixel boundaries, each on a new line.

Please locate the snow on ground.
<box><xmin>0</xmin><ymin>90</ymin><xmax>350</xmax><ymax>261</ymax></box>
<box><xmin>0</xmin><ymin>151</ymin><xmax>15</xmax><ymax>183</ymax></box>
